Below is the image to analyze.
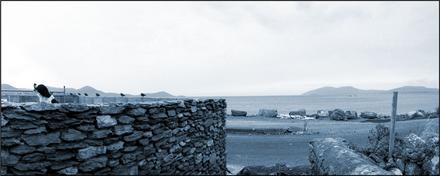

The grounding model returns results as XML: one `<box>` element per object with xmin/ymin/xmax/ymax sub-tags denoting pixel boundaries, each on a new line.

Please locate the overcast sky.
<box><xmin>2</xmin><ymin>2</ymin><xmax>439</xmax><ymax>96</ymax></box>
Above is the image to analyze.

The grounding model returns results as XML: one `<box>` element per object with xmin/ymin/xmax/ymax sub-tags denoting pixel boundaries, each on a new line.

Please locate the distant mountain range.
<box><xmin>302</xmin><ymin>86</ymin><xmax>439</xmax><ymax>96</ymax></box>
<box><xmin>1</xmin><ymin>84</ymin><xmax>179</xmax><ymax>98</ymax></box>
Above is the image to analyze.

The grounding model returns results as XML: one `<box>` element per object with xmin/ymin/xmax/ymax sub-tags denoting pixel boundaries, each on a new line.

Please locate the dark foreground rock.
<box><xmin>231</xmin><ymin>110</ymin><xmax>247</xmax><ymax>116</ymax></box>
<box><xmin>309</xmin><ymin>137</ymin><xmax>392</xmax><ymax>175</ymax></box>
<box><xmin>237</xmin><ymin>163</ymin><xmax>310</xmax><ymax>175</ymax></box>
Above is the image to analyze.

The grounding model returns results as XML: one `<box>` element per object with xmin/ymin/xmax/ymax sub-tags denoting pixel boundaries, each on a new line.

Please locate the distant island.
<box><xmin>302</xmin><ymin>86</ymin><xmax>439</xmax><ymax>96</ymax></box>
<box><xmin>1</xmin><ymin>84</ymin><xmax>179</xmax><ymax>98</ymax></box>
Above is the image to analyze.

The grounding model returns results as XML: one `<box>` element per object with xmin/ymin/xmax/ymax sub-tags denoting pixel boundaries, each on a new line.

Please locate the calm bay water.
<box><xmin>201</xmin><ymin>92</ymin><xmax>439</xmax><ymax>115</ymax></box>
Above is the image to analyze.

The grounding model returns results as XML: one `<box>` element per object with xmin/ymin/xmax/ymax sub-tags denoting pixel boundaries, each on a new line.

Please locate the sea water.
<box><xmin>201</xmin><ymin>92</ymin><xmax>439</xmax><ymax>115</ymax></box>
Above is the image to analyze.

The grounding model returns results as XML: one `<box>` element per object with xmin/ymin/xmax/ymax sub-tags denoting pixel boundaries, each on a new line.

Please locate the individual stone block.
<box><xmin>58</xmin><ymin>167</ymin><xmax>78</xmax><ymax>175</ymax></box>
<box><xmin>79</xmin><ymin>156</ymin><xmax>108</xmax><ymax>172</ymax></box>
<box><xmin>10</xmin><ymin>145</ymin><xmax>36</xmax><ymax>155</ymax></box>
<box><xmin>61</xmin><ymin>129</ymin><xmax>86</xmax><ymax>141</ymax></box>
<box><xmin>124</xmin><ymin>131</ymin><xmax>143</xmax><ymax>142</ymax></box>
<box><xmin>127</xmin><ymin>108</ymin><xmax>146</xmax><ymax>117</ymax></box>
<box><xmin>107</xmin><ymin>141</ymin><xmax>124</xmax><ymax>152</ymax></box>
<box><xmin>77</xmin><ymin>146</ymin><xmax>107</xmax><ymax>160</ymax></box>
<box><xmin>96</xmin><ymin>115</ymin><xmax>117</xmax><ymax>128</ymax></box>
<box><xmin>23</xmin><ymin>132</ymin><xmax>61</xmax><ymax>146</ymax></box>
<box><xmin>114</xmin><ymin>125</ymin><xmax>134</xmax><ymax>136</ymax></box>
<box><xmin>118</xmin><ymin>115</ymin><xmax>135</xmax><ymax>124</ymax></box>
<box><xmin>91</xmin><ymin>130</ymin><xmax>113</xmax><ymax>139</ymax></box>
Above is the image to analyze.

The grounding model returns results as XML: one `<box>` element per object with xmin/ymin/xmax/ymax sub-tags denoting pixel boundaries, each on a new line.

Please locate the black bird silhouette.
<box><xmin>140</xmin><ymin>93</ymin><xmax>146</xmax><ymax>97</ymax></box>
<box><xmin>84</xmin><ymin>93</ymin><xmax>88</xmax><ymax>96</ymax></box>
<box><xmin>69</xmin><ymin>93</ymin><xmax>74</xmax><ymax>96</ymax></box>
<box><xmin>120</xmin><ymin>93</ymin><xmax>125</xmax><ymax>97</ymax></box>
<box><xmin>77</xmin><ymin>93</ymin><xmax>81</xmax><ymax>96</ymax></box>
<box><xmin>96</xmin><ymin>93</ymin><xmax>100</xmax><ymax>97</ymax></box>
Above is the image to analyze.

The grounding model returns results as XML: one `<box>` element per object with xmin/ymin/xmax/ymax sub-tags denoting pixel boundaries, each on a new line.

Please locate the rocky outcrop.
<box><xmin>289</xmin><ymin>109</ymin><xmax>306</xmax><ymax>117</ymax></box>
<box><xmin>360</xmin><ymin>111</ymin><xmax>378</xmax><ymax>119</ymax></box>
<box><xmin>237</xmin><ymin>163</ymin><xmax>310</xmax><ymax>175</ymax></box>
<box><xmin>257</xmin><ymin>109</ymin><xmax>278</xmax><ymax>118</ymax></box>
<box><xmin>309</xmin><ymin>137</ymin><xmax>392</xmax><ymax>175</ymax></box>
<box><xmin>231</xmin><ymin>110</ymin><xmax>247</xmax><ymax>117</ymax></box>
<box><xmin>1</xmin><ymin>99</ymin><xmax>227</xmax><ymax>175</ymax></box>
<box><xmin>329</xmin><ymin>109</ymin><xmax>347</xmax><ymax>121</ymax></box>
<box><xmin>364</xmin><ymin>123</ymin><xmax>439</xmax><ymax>175</ymax></box>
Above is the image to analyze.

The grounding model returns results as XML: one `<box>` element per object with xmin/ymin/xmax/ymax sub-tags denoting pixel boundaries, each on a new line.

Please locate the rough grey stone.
<box><xmin>77</xmin><ymin>146</ymin><xmax>107</xmax><ymax>160</ymax></box>
<box><xmin>13</xmin><ymin>161</ymin><xmax>51</xmax><ymax>171</ymax></box>
<box><xmin>1</xmin><ymin>115</ymin><xmax>8</xmax><ymax>127</ymax></box>
<box><xmin>122</xmin><ymin>151</ymin><xmax>142</xmax><ymax>164</ymax></box>
<box><xmin>10</xmin><ymin>145</ymin><xmax>36</xmax><ymax>154</ymax></box>
<box><xmin>76</xmin><ymin>124</ymin><xmax>96</xmax><ymax>132</ymax></box>
<box><xmin>61</xmin><ymin>129</ymin><xmax>86</xmax><ymax>141</ymax></box>
<box><xmin>127</xmin><ymin>108</ymin><xmax>146</xmax><ymax>117</ymax></box>
<box><xmin>79</xmin><ymin>156</ymin><xmax>108</xmax><ymax>172</ymax></box>
<box><xmin>124</xmin><ymin>131</ymin><xmax>143</xmax><ymax>142</ymax></box>
<box><xmin>309</xmin><ymin>137</ymin><xmax>392</xmax><ymax>175</ymax></box>
<box><xmin>96</xmin><ymin>115</ymin><xmax>117</xmax><ymax>128</ymax></box>
<box><xmin>207</xmin><ymin>139</ymin><xmax>214</xmax><ymax>147</ymax></box>
<box><xmin>231</xmin><ymin>109</ymin><xmax>247</xmax><ymax>116</ymax></box>
<box><xmin>118</xmin><ymin>115</ymin><xmax>135</xmax><ymax>124</ymax></box>
<box><xmin>152</xmin><ymin>112</ymin><xmax>168</xmax><ymax>119</ymax></box>
<box><xmin>22</xmin><ymin>103</ymin><xmax>59</xmax><ymax>111</ymax></box>
<box><xmin>99</xmin><ymin>105</ymin><xmax>125</xmax><ymax>115</ymax></box>
<box><xmin>1</xmin><ymin>150</ymin><xmax>19</xmax><ymax>165</ymax></box>
<box><xmin>1</xmin><ymin>138</ymin><xmax>23</xmax><ymax>147</ymax></box>
<box><xmin>107</xmin><ymin>141</ymin><xmax>124</xmax><ymax>152</ymax></box>
<box><xmin>123</xmin><ymin>146</ymin><xmax>138</xmax><ymax>153</ymax></box>
<box><xmin>139</xmin><ymin>138</ymin><xmax>150</xmax><ymax>146</ymax></box>
<box><xmin>61</xmin><ymin>104</ymin><xmax>90</xmax><ymax>112</ymax></box>
<box><xmin>58</xmin><ymin>167</ymin><xmax>78</xmax><ymax>175</ymax></box>
<box><xmin>167</xmin><ymin>109</ymin><xmax>177</xmax><ymax>117</ymax></box>
<box><xmin>108</xmin><ymin>159</ymin><xmax>120</xmax><ymax>167</ymax></box>
<box><xmin>360</xmin><ymin>111</ymin><xmax>378</xmax><ymax>119</ymax></box>
<box><xmin>23</xmin><ymin>132</ymin><xmax>61</xmax><ymax>146</ymax></box>
<box><xmin>23</xmin><ymin>127</ymin><xmax>47</xmax><ymax>135</ymax></box>
<box><xmin>22</xmin><ymin>152</ymin><xmax>45</xmax><ymax>162</ymax></box>
<box><xmin>47</xmin><ymin>152</ymin><xmax>75</xmax><ymax>161</ymax></box>
<box><xmin>143</xmin><ymin>131</ymin><xmax>153</xmax><ymax>138</ymax></box>
<box><xmin>114</xmin><ymin>125</ymin><xmax>134</xmax><ymax>135</ymax></box>
<box><xmin>330</xmin><ymin>109</ymin><xmax>347</xmax><ymax>121</ymax></box>
<box><xmin>91</xmin><ymin>130</ymin><xmax>113</xmax><ymax>139</ymax></box>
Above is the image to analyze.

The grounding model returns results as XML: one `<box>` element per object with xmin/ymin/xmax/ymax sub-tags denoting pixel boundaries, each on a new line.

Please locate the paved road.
<box><xmin>226</xmin><ymin>117</ymin><xmax>439</xmax><ymax>174</ymax></box>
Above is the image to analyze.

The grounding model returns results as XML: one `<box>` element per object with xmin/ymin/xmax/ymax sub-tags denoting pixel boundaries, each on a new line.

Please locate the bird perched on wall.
<box><xmin>84</xmin><ymin>93</ymin><xmax>88</xmax><ymax>96</ymax></box>
<box><xmin>140</xmin><ymin>93</ymin><xmax>146</xmax><ymax>97</ymax></box>
<box><xmin>33</xmin><ymin>83</ymin><xmax>58</xmax><ymax>103</ymax></box>
<box><xmin>77</xmin><ymin>93</ymin><xmax>81</xmax><ymax>96</ymax></box>
<box><xmin>69</xmin><ymin>93</ymin><xmax>74</xmax><ymax>96</ymax></box>
<box><xmin>96</xmin><ymin>93</ymin><xmax>100</xmax><ymax>97</ymax></box>
<box><xmin>120</xmin><ymin>93</ymin><xmax>125</xmax><ymax>97</ymax></box>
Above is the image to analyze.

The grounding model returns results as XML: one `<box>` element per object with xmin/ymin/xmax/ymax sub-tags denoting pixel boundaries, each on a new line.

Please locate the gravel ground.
<box><xmin>226</xmin><ymin>116</ymin><xmax>439</xmax><ymax>174</ymax></box>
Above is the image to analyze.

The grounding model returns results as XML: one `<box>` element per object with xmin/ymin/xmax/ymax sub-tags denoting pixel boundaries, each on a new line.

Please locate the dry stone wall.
<box><xmin>1</xmin><ymin>99</ymin><xmax>227</xmax><ymax>175</ymax></box>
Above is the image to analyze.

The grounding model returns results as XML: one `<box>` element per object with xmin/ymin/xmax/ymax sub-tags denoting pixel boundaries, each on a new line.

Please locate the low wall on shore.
<box><xmin>309</xmin><ymin>137</ymin><xmax>392</xmax><ymax>175</ymax></box>
<box><xmin>1</xmin><ymin>99</ymin><xmax>227</xmax><ymax>175</ymax></box>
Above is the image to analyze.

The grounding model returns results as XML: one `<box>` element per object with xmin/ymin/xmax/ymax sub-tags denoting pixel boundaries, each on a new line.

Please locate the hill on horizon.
<box><xmin>1</xmin><ymin>84</ymin><xmax>177</xmax><ymax>98</ymax></box>
<box><xmin>302</xmin><ymin>86</ymin><xmax>439</xmax><ymax>96</ymax></box>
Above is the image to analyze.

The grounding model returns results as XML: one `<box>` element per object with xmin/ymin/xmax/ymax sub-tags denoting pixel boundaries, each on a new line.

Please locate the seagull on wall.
<box><xmin>77</xmin><ymin>93</ymin><xmax>81</xmax><ymax>96</ymax></box>
<box><xmin>84</xmin><ymin>93</ymin><xmax>88</xmax><ymax>96</ymax></box>
<box><xmin>33</xmin><ymin>83</ymin><xmax>58</xmax><ymax>103</ymax></box>
<box><xmin>96</xmin><ymin>93</ymin><xmax>100</xmax><ymax>97</ymax></box>
<box><xmin>120</xmin><ymin>93</ymin><xmax>125</xmax><ymax>97</ymax></box>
